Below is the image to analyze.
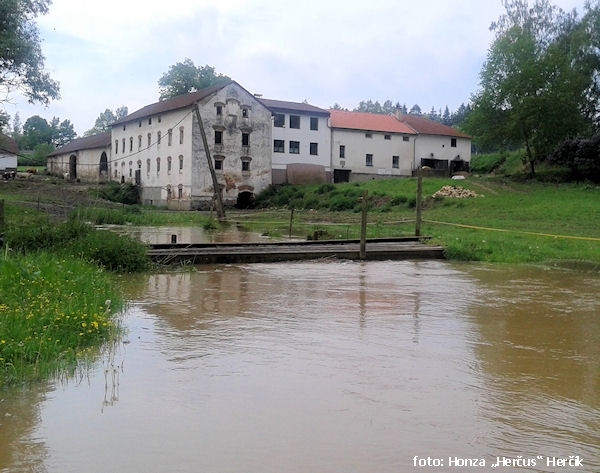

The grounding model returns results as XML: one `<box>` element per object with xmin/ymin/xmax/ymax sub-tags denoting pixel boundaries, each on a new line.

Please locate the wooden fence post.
<box><xmin>415</xmin><ymin>168</ymin><xmax>423</xmax><ymax>237</ymax></box>
<box><xmin>288</xmin><ymin>207</ymin><xmax>294</xmax><ymax>239</ymax></box>
<box><xmin>360</xmin><ymin>190</ymin><xmax>368</xmax><ymax>259</ymax></box>
<box><xmin>0</xmin><ymin>199</ymin><xmax>5</xmax><ymax>233</ymax></box>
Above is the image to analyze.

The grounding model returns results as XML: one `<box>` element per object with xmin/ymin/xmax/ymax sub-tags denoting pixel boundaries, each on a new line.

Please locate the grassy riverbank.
<box><xmin>0</xmin><ymin>206</ymin><xmax>150</xmax><ymax>385</ymax></box>
<box><xmin>243</xmin><ymin>178</ymin><xmax>600</xmax><ymax>264</ymax></box>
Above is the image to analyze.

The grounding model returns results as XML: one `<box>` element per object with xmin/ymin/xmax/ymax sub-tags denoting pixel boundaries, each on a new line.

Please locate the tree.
<box><xmin>21</xmin><ymin>115</ymin><xmax>53</xmax><ymax>149</ymax></box>
<box><xmin>0</xmin><ymin>0</ymin><xmax>60</xmax><ymax>104</ymax></box>
<box><xmin>409</xmin><ymin>104</ymin><xmax>422</xmax><ymax>115</ymax></box>
<box><xmin>12</xmin><ymin>112</ymin><xmax>22</xmax><ymax>136</ymax></box>
<box><xmin>158</xmin><ymin>59</ymin><xmax>231</xmax><ymax>100</ymax></box>
<box><xmin>0</xmin><ymin>111</ymin><xmax>9</xmax><ymax>133</ymax></box>
<box><xmin>548</xmin><ymin>133</ymin><xmax>600</xmax><ymax>182</ymax></box>
<box><xmin>54</xmin><ymin>119</ymin><xmax>76</xmax><ymax>146</ymax></box>
<box><xmin>465</xmin><ymin>0</ymin><xmax>599</xmax><ymax>176</ymax></box>
<box><xmin>84</xmin><ymin>107</ymin><xmax>128</xmax><ymax>136</ymax></box>
<box><xmin>442</xmin><ymin>106</ymin><xmax>451</xmax><ymax>125</ymax></box>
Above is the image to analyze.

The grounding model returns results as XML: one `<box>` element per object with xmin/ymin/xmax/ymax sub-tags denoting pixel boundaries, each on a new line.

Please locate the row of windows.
<box><xmin>215</xmin><ymin>130</ymin><xmax>250</xmax><ymax>146</ymax></box>
<box><xmin>115</xmin><ymin>127</ymin><xmax>184</xmax><ymax>154</ymax></box>
<box><xmin>214</xmin><ymin>156</ymin><xmax>252</xmax><ymax>172</ymax></box>
<box><xmin>364</xmin><ymin>154</ymin><xmax>401</xmax><ymax>168</ymax></box>
<box><xmin>273</xmin><ymin>114</ymin><xmax>319</xmax><ymax>131</ymax></box>
<box><xmin>365</xmin><ymin>133</ymin><xmax>411</xmax><ymax>142</ymax></box>
<box><xmin>216</xmin><ymin>104</ymin><xmax>250</xmax><ymax>118</ymax></box>
<box><xmin>273</xmin><ymin>139</ymin><xmax>318</xmax><ymax>155</ymax></box>
<box><xmin>139</xmin><ymin>155</ymin><xmax>184</xmax><ymax>174</ymax></box>
<box><xmin>121</xmin><ymin>115</ymin><xmax>162</xmax><ymax>131</ymax></box>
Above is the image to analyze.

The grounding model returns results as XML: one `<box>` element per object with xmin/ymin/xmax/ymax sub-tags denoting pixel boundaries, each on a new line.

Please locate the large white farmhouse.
<box><xmin>48</xmin><ymin>82</ymin><xmax>273</xmax><ymax>209</ymax></box>
<box><xmin>259</xmin><ymin>98</ymin><xmax>331</xmax><ymax>185</ymax></box>
<box><xmin>329</xmin><ymin>110</ymin><xmax>417</xmax><ymax>182</ymax></box>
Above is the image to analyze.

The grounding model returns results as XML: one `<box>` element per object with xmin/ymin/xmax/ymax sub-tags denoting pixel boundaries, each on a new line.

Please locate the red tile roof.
<box><xmin>259</xmin><ymin>98</ymin><xmax>329</xmax><ymax>116</ymax></box>
<box><xmin>0</xmin><ymin>133</ymin><xmax>18</xmax><ymax>155</ymax></box>
<box><xmin>47</xmin><ymin>132</ymin><xmax>111</xmax><ymax>157</ymax></box>
<box><xmin>400</xmin><ymin>114</ymin><xmax>470</xmax><ymax>138</ymax></box>
<box><xmin>329</xmin><ymin>110</ymin><xmax>416</xmax><ymax>134</ymax></box>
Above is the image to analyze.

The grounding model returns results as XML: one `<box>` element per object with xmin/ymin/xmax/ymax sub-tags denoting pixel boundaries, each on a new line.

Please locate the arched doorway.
<box><xmin>69</xmin><ymin>155</ymin><xmax>77</xmax><ymax>180</ymax></box>
<box><xmin>235</xmin><ymin>191</ymin><xmax>255</xmax><ymax>209</ymax></box>
<box><xmin>99</xmin><ymin>152</ymin><xmax>108</xmax><ymax>176</ymax></box>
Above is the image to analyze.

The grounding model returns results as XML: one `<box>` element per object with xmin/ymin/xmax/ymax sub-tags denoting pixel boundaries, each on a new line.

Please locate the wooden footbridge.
<box><xmin>147</xmin><ymin>237</ymin><xmax>444</xmax><ymax>265</ymax></box>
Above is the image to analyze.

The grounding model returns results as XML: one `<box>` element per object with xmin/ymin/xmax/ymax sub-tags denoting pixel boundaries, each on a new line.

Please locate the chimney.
<box><xmin>394</xmin><ymin>109</ymin><xmax>404</xmax><ymax>121</ymax></box>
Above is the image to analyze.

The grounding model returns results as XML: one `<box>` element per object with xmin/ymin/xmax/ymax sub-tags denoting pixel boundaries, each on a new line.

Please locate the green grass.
<box><xmin>246</xmin><ymin>178</ymin><xmax>600</xmax><ymax>263</ymax></box>
<box><xmin>70</xmin><ymin>205</ymin><xmax>219</xmax><ymax>227</ymax></box>
<box><xmin>0</xmin><ymin>252</ymin><xmax>123</xmax><ymax>385</ymax></box>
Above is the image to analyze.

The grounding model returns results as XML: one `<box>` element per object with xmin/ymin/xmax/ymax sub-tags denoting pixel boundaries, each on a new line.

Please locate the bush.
<box><xmin>5</xmin><ymin>220</ymin><xmax>91</xmax><ymax>253</ymax></box>
<box><xmin>316</xmin><ymin>183</ymin><xmax>335</xmax><ymax>194</ymax></box>
<box><xmin>391</xmin><ymin>195</ymin><xmax>408</xmax><ymax>205</ymax></box>
<box><xmin>329</xmin><ymin>195</ymin><xmax>356</xmax><ymax>211</ymax></box>
<box><xmin>97</xmin><ymin>182</ymin><xmax>140</xmax><ymax>205</ymax></box>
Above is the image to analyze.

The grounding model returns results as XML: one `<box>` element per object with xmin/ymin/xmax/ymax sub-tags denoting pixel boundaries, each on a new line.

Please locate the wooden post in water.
<box><xmin>360</xmin><ymin>190</ymin><xmax>368</xmax><ymax>259</ymax></box>
<box><xmin>415</xmin><ymin>168</ymin><xmax>423</xmax><ymax>237</ymax></box>
<box><xmin>288</xmin><ymin>207</ymin><xmax>294</xmax><ymax>239</ymax></box>
<box><xmin>193</xmin><ymin>103</ymin><xmax>225</xmax><ymax>221</ymax></box>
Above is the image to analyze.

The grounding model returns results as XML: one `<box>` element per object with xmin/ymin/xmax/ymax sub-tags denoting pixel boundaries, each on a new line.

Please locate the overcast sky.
<box><xmin>3</xmin><ymin>0</ymin><xmax>589</xmax><ymax>135</ymax></box>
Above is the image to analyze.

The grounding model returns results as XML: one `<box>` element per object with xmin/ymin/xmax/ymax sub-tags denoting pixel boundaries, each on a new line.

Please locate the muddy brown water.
<box><xmin>1</xmin><ymin>261</ymin><xmax>599</xmax><ymax>473</ymax></box>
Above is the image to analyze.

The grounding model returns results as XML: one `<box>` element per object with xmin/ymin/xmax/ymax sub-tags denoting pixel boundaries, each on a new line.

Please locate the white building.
<box><xmin>399</xmin><ymin>113</ymin><xmax>471</xmax><ymax>175</ymax></box>
<box><xmin>49</xmin><ymin>82</ymin><xmax>272</xmax><ymax>209</ymax></box>
<box><xmin>329</xmin><ymin>110</ymin><xmax>417</xmax><ymax>182</ymax></box>
<box><xmin>259</xmin><ymin>98</ymin><xmax>331</xmax><ymax>184</ymax></box>
<box><xmin>0</xmin><ymin>133</ymin><xmax>18</xmax><ymax>174</ymax></box>
<box><xmin>47</xmin><ymin>132</ymin><xmax>111</xmax><ymax>182</ymax></box>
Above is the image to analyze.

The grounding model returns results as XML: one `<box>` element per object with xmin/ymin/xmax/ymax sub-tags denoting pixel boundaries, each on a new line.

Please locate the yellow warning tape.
<box><xmin>423</xmin><ymin>219</ymin><xmax>600</xmax><ymax>242</ymax></box>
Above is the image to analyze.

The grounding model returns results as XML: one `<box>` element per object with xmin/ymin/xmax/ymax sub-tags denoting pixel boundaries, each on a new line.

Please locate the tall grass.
<box><xmin>0</xmin><ymin>252</ymin><xmax>123</xmax><ymax>385</ymax></box>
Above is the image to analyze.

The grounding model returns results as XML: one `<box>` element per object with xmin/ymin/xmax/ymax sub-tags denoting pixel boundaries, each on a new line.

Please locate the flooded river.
<box><xmin>1</xmin><ymin>261</ymin><xmax>599</xmax><ymax>472</ymax></box>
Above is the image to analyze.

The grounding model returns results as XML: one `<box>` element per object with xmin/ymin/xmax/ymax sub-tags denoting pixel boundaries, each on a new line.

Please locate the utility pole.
<box><xmin>193</xmin><ymin>103</ymin><xmax>225</xmax><ymax>221</ymax></box>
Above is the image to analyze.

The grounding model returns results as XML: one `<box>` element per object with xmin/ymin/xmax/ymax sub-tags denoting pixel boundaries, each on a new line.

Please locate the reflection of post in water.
<box><xmin>102</xmin><ymin>339</ymin><xmax>124</xmax><ymax>413</ymax></box>
<box><xmin>359</xmin><ymin>263</ymin><xmax>367</xmax><ymax>327</ymax></box>
<box><xmin>412</xmin><ymin>289</ymin><xmax>421</xmax><ymax>344</ymax></box>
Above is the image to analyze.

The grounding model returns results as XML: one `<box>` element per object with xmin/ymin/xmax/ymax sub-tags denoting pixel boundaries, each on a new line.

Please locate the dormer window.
<box><xmin>216</xmin><ymin>105</ymin><xmax>223</xmax><ymax>116</ymax></box>
<box><xmin>242</xmin><ymin>107</ymin><xmax>249</xmax><ymax>118</ymax></box>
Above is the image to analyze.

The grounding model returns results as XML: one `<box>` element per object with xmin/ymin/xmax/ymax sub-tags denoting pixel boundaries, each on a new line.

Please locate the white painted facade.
<box><xmin>271</xmin><ymin>114</ymin><xmax>331</xmax><ymax>171</ymax></box>
<box><xmin>110</xmin><ymin>82</ymin><xmax>272</xmax><ymax>209</ymax></box>
<box><xmin>46</xmin><ymin>133</ymin><xmax>111</xmax><ymax>182</ymax></box>
<box><xmin>413</xmin><ymin>135</ymin><xmax>471</xmax><ymax>169</ymax></box>
<box><xmin>331</xmin><ymin>129</ymin><xmax>415</xmax><ymax>181</ymax></box>
<box><xmin>0</xmin><ymin>153</ymin><xmax>17</xmax><ymax>171</ymax></box>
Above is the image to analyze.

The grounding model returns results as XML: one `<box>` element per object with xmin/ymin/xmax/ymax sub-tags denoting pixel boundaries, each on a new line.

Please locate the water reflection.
<box><xmin>1</xmin><ymin>261</ymin><xmax>598</xmax><ymax>473</ymax></box>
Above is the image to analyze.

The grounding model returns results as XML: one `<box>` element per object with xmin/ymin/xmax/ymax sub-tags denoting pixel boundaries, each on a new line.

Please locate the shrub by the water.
<box><xmin>96</xmin><ymin>182</ymin><xmax>140</xmax><ymax>205</ymax></box>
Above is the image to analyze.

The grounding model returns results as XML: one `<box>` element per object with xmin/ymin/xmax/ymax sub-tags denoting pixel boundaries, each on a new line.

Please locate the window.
<box><xmin>242</xmin><ymin>133</ymin><xmax>249</xmax><ymax>146</ymax></box>
<box><xmin>138</xmin><ymin>121</ymin><xmax>142</xmax><ymax>128</ymax></box>
<box><xmin>138</xmin><ymin>135</ymin><xmax>142</xmax><ymax>148</ymax></box>
<box><xmin>339</xmin><ymin>145</ymin><xmax>345</xmax><ymax>158</ymax></box>
<box><xmin>178</xmin><ymin>185</ymin><xmax>183</xmax><ymax>199</ymax></box>
<box><xmin>215</xmin><ymin>130</ymin><xmax>223</xmax><ymax>144</ymax></box>
<box><xmin>167</xmin><ymin>185</ymin><xmax>172</xmax><ymax>199</ymax></box>
<box><xmin>403</xmin><ymin>136</ymin><xmax>410</xmax><ymax>142</ymax></box>
<box><xmin>366</xmin><ymin>154</ymin><xmax>373</xmax><ymax>167</ymax></box>
<box><xmin>274</xmin><ymin>113</ymin><xmax>285</xmax><ymax>127</ymax></box>
<box><xmin>122</xmin><ymin>138</ymin><xmax>125</xmax><ymax>152</ymax></box>
<box><xmin>122</xmin><ymin>124</ymin><xmax>126</xmax><ymax>131</ymax></box>
<box><xmin>384</xmin><ymin>134</ymin><xmax>391</xmax><ymax>140</ymax></box>
<box><xmin>392</xmin><ymin>156</ymin><xmax>399</xmax><ymax>168</ymax></box>
<box><xmin>146</xmin><ymin>159</ymin><xmax>151</xmax><ymax>173</ymax></box>
<box><xmin>168</xmin><ymin>156</ymin><xmax>172</xmax><ymax>172</ymax></box>
<box><xmin>242</xmin><ymin>160</ymin><xmax>250</xmax><ymax>171</ymax></box>
<box><xmin>158</xmin><ymin>116</ymin><xmax>162</xmax><ymax>123</ymax></box>
<box><xmin>115</xmin><ymin>140</ymin><xmax>118</xmax><ymax>154</ymax></box>
<box><xmin>148</xmin><ymin>117</ymin><xmax>152</xmax><ymax>125</ymax></box>
<box><xmin>274</xmin><ymin>139</ymin><xmax>284</xmax><ymax>153</ymax></box>
<box><xmin>242</xmin><ymin>107</ymin><xmax>249</xmax><ymax>118</ymax></box>
<box><xmin>148</xmin><ymin>133</ymin><xmax>151</xmax><ymax>147</ymax></box>
<box><xmin>216</xmin><ymin>105</ymin><xmax>222</xmax><ymax>116</ymax></box>
<box><xmin>179</xmin><ymin>127</ymin><xmax>184</xmax><ymax>144</ymax></box>
<box><xmin>157</xmin><ymin>131</ymin><xmax>161</xmax><ymax>144</ymax></box>
<box><xmin>129</xmin><ymin>137</ymin><xmax>133</xmax><ymax>152</ymax></box>
<box><xmin>365</xmin><ymin>133</ymin><xmax>372</xmax><ymax>139</ymax></box>
<box><xmin>168</xmin><ymin>129</ymin><xmax>172</xmax><ymax>146</ymax></box>
<box><xmin>290</xmin><ymin>115</ymin><xmax>300</xmax><ymax>129</ymax></box>
<box><xmin>156</xmin><ymin>157</ymin><xmax>160</xmax><ymax>173</ymax></box>
<box><xmin>179</xmin><ymin>155</ymin><xmax>183</xmax><ymax>171</ymax></box>
<box><xmin>310</xmin><ymin>117</ymin><xmax>318</xmax><ymax>130</ymax></box>
<box><xmin>451</xmin><ymin>138</ymin><xmax>457</xmax><ymax>147</ymax></box>
<box><xmin>289</xmin><ymin>141</ymin><xmax>300</xmax><ymax>154</ymax></box>
<box><xmin>310</xmin><ymin>142</ymin><xmax>318</xmax><ymax>155</ymax></box>
<box><xmin>214</xmin><ymin>158</ymin><xmax>223</xmax><ymax>170</ymax></box>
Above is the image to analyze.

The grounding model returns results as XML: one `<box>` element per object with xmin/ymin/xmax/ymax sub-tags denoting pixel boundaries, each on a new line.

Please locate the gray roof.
<box><xmin>112</xmin><ymin>82</ymin><xmax>232</xmax><ymax>126</ymax></box>
<box><xmin>0</xmin><ymin>133</ymin><xmax>18</xmax><ymax>155</ymax></box>
<box><xmin>259</xmin><ymin>98</ymin><xmax>330</xmax><ymax>116</ymax></box>
<box><xmin>47</xmin><ymin>132</ymin><xmax>111</xmax><ymax>157</ymax></box>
